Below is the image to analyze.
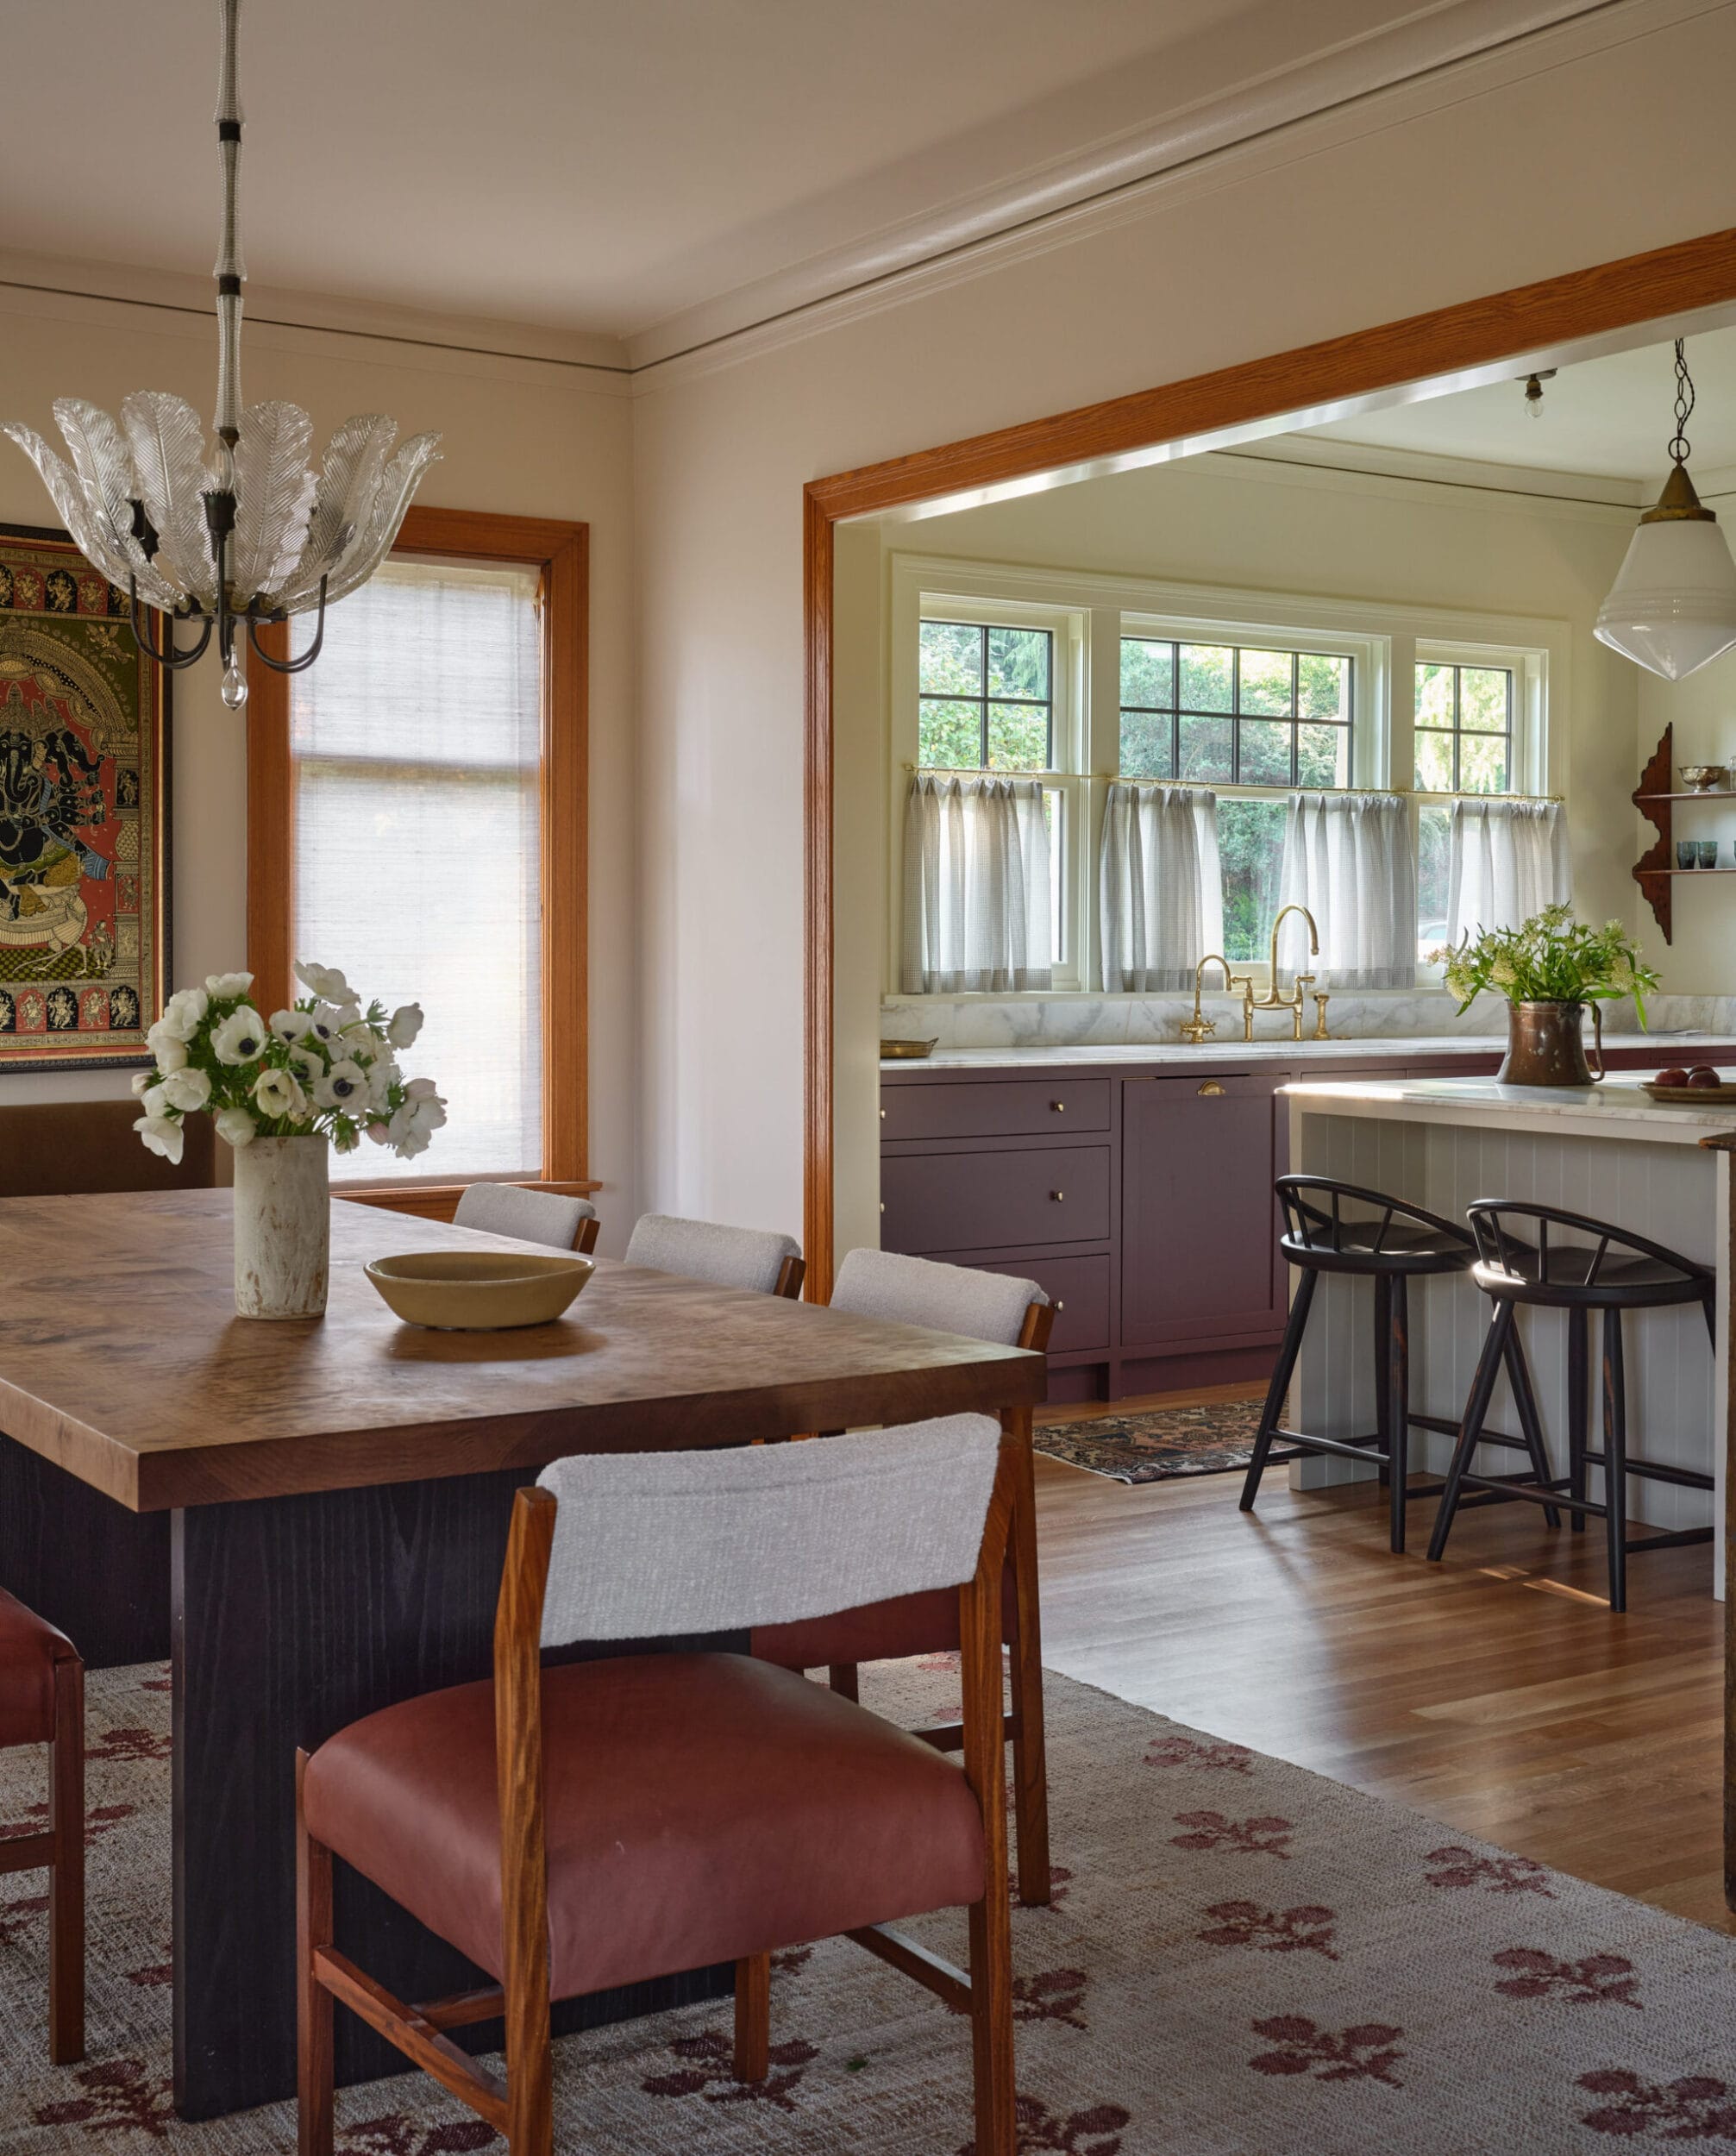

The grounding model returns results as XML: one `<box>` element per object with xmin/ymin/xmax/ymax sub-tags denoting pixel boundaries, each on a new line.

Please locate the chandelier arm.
<box><xmin>246</xmin><ymin>579</ymin><xmax>329</xmax><ymax>674</ymax></box>
<box><xmin>128</xmin><ymin>579</ymin><xmax>214</xmax><ymax>670</ymax></box>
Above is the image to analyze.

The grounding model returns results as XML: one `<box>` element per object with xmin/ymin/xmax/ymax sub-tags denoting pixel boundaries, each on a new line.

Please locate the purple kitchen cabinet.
<box><xmin>881</xmin><ymin>1144</ymin><xmax>1111</xmax><ymax>1256</ymax></box>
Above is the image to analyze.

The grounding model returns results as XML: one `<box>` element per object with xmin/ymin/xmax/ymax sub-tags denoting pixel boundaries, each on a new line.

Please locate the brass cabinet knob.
<box><xmin>1054</xmin><ymin>1299</ymin><xmax>1066</xmax><ymax>1312</ymax></box>
<box><xmin>1198</xmin><ymin>1079</ymin><xmax>1225</xmax><ymax>1097</ymax></box>
<box><xmin>1050</xmin><ymin>1099</ymin><xmax>1065</xmax><ymax>1112</ymax></box>
<box><xmin>1050</xmin><ymin>1189</ymin><xmax>1064</xmax><ymax>1201</ymax></box>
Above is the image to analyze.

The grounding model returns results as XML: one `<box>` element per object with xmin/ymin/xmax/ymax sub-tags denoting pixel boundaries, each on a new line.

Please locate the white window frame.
<box><xmin>887</xmin><ymin>553</ymin><xmax>1566</xmax><ymax>1000</ymax></box>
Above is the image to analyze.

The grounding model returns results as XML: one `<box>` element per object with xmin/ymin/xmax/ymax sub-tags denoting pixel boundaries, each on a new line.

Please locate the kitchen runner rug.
<box><xmin>1034</xmin><ymin>1398</ymin><xmax>1265</xmax><ymax>1482</ymax></box>
<box><xmin>4</xmin><ymin>1656</ymin><xmax>1736</xmax><ymax>2154</ymax></box>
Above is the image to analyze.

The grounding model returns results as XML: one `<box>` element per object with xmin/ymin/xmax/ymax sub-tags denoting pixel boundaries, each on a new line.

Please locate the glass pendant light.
<box><xmin>1</xmin><ymin>0</ymin><xmax>440</xmax><ymax>709</ymax></box>
<box><xmin>1595</xmin><ymin>339</ymin><xmax>1736</xmax><ymax>681</ymax></box>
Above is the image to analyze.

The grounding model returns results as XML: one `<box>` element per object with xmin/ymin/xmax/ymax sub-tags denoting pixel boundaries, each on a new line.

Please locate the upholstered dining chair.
<box><xmin>0</xmin><ymin>1587</ymin><xmax>84</xmax><ymax>2063</ymax></box>
<box><xmin>297</xmin><ymin>1424</ymin><xmax>1019</xmax><ymax>2156</ymax></box>
<box><xmin>452</xmin><ymin>1183</ymin><xmax>599</xmax><ymax>1254</ymax></box>
<box><xmin>751</xmin><ymin>1247</ymin><xmax>1054</xmax><ymax>1904</ymax></box>
<box><xmin>624</xmin><ymin>1212</ymin><xmax>805</xmax><ymax>1299</ymax></box>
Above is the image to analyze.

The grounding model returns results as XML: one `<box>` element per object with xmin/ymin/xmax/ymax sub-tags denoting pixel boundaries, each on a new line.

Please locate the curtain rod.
<box><xmin>905</xmin><ymin>762</ymin><xmax>1561</xmax><ymax>802</ymax></box>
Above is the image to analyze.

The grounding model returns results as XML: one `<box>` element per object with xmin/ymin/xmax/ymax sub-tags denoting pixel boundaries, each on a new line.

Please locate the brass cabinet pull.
<box><xmin>1054</xmin><ymin>1299</ymin><xmax>1066</xmax><ymax>1312</ymax></box>
<box><xmin>1050</xmin><ymin>1189</ymin><xmax>1064</xmax><ymax>1201</ymax></box>
<box><xmin>1197</xmin><ymin>1080</ymin><xmax>1226</xmax><ymax>1097</ymax></box>
<box><xmin>1050</xmin><ymin>1099</ymin><xmax>1065</xmax><ymax>1112</ymax></box>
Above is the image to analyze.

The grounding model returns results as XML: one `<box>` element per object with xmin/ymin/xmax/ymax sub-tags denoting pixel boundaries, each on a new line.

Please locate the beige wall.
<box><xmin>630</xmin><ymin>0</ymin><xmax>1736</xmax><ymax>1267</ymax></box>
<box><xmin>0</xmin><ymin>291</ymin><xmax>640</xmax><ymax>1244</ymax></box>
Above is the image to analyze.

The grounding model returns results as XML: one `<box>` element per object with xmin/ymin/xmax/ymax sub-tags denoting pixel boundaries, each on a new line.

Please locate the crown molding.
<box><xmin>630</xmin><ymin>0</ymin><xmax>1734</xmax><ymax>389</ymax></box>
<box><xmin>0</xmin><ymin>246</ymin><xmax>630</xmax><ymax>379</ymax></box>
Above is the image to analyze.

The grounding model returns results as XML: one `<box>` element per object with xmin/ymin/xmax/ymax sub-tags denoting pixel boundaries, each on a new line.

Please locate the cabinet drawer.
<box><xmin>881</xmin><ymin>1077</ymin><xmax>1110</xmax><ymax>1143</ymax></box>
<box><xmin>882</xmin><ymin>1145</ymin><xmax>1110</xmax><ymax>1256</ymax></box>
<box><xmin>975</xmin><ymin>1253</ymin><xmax>1111</xmax><ymax>1354</ymax></box>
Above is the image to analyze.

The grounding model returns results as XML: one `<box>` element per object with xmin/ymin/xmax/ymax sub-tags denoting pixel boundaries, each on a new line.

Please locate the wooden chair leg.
<box><xmin>1426</xmin><ymin>1301</ymin><xmax>1511</xmax><ymax>1564</ymax></box>
<box><xmin>47</xmin><ymin>1651</ymin><xmax>84</xmax><ymax>2066</ymax></box>
<box><xmin>733</xmin><ymin>1952</ymin><xmax>770</xmax><ymax>2082</ymax></box>
<box><xmin>1240</xmin><ymin>1268</ymin><xmax>1315</xmax><ymax>1513</ymax></box>
<box><xmin>1006</xmin><ymin>1407</ymin><xmax>1050</xmax><ymax>1908</ymax></box>
<box><xmin>296</xmin><ymin>1751</ymin><xmax>335</xmax><ymax>2156</ymax></box>
<box><xmin>1603</xmin><ymin>1309</ymin><xmax>1628</xmax><ymax>1617</ymax></box>
<box><xmin>1567</xmin><ymin>1306</ymin><xmax>1589</xmax><ymax>1532</ymax></box>
<box><xmin>968</xmin><ymin>1885</ymin><xmax>1017</xmax><ymax>2156</ymax></box>
<box><xmin>826</xmin><ymin>1664</ymin><xmax>860</xmax><ymax>1703</ymax></box>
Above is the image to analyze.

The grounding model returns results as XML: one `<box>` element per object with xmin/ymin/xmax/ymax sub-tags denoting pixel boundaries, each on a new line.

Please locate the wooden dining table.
<box><xmin>0</xmin><ymin>1188</ymin><xmax>1045</xmax><ymax>2121</ymax></box>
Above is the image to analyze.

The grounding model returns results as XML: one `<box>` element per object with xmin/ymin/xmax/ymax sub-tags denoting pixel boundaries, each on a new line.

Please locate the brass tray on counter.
<box><xmin>1639</xmin><ymin>1080</ymin><xmax>1736</xmax><ymax>1104</ymax></box>
<box><xmin>881</xmin><ymin>1037</ymin><xmax>939</xmax><ymax>1059</ymax></box>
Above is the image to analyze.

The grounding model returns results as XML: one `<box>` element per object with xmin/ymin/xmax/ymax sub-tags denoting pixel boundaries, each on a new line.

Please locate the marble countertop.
<box><xmin>880</xmin><ymin>1033</ymin><xmax>1733</xmax><ymax>1073</ymax></box>
<box><xmin>1284</xmin><ymin>1073</ymin><xmax>1736</xmax><ymax>1140</ymax></box>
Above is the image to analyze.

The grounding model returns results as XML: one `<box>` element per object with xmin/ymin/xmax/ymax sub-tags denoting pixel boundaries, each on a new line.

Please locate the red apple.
<box><xmin>1656</xmin><ymin>1066</ymin><xmax>1690</xmax><ymax>1086</ymax></box>
<box><xmin>1686</xmin><ymin>1066</ymin><xmax>1721</xmax><ymax>1087</ymax></box>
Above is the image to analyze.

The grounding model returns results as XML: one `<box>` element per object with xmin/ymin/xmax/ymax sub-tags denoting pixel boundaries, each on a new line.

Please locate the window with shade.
<box><xmin>290</xmin><ymin>558</ymin><xmax>545</xmax><ymax>1181</ymax></box>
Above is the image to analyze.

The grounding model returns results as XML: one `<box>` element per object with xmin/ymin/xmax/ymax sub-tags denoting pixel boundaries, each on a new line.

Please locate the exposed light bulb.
<box><xmin>221</xmin><ymin>650</ymin><xmax>248</xmax><ymax>711</ymax></box>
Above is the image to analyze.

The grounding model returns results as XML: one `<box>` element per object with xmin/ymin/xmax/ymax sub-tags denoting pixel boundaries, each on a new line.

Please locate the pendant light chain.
<box><xmin>1669</xmin><ymin>338</ymin><xmax>1695</xmax><ymax>469</ymax></box>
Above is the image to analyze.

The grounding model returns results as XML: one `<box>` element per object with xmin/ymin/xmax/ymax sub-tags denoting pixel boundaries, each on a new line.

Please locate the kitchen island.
<box><xmin>1283</xmin><ymin>1074</ymin><xmax>1735</xmax><ymax>1595</ymax></box>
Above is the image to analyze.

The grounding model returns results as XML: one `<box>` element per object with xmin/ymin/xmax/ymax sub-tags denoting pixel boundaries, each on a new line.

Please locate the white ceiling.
<box><xmin>1303</xmin><ymin>323</ymin><xmax>1736</xmax><ymax>487</ymax></box>
<box><xmin>0</xmin><ymin>0</ymin><xmax>1607</xmax><ymax>355</ymax></box>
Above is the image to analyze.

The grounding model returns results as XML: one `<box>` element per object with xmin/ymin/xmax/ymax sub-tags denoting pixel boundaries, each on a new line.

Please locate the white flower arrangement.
<box><xmin>133</xmin><ymin>962</ymin><xmax>443</xmax><ymax>1167</ymax></box>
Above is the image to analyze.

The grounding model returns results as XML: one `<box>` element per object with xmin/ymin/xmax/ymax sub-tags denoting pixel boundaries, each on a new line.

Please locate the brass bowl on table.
<box><xmin>881</xmin><ymin>1037</ymin><xmax>939</xmax><ymax>1059</ymax></box>
<box><xmin>365</xmin><ymin>1250</ymin><xmax>594</xmax><ymax>1330</ymax></box>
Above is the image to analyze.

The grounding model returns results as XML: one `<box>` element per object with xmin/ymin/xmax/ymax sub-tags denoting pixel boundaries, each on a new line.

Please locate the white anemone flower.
<box><xmin>288</xmin><ymin>1044</ymin><xmax>323</xmax><ymax>1086</ymax></box>
<box><xmin>364</xmin><ymin>1119</ymin><xmax>392</xmax><ymax>1145</ymax></box>
<box><xmin>253</xmin><ymin>1066</ymin><xmax>307</xmax><ymax>1120</ymax></box>
<box><xmin>386</xmin><ymin>1003</ymin><xmax>423</xmax><ymax>1050</ymax></box>
<box><xmin>147</xmin><ymin>1021</ymin><xmax>190</xmax><ymax>1072</ymax></box>
<box><xmin>314</xmin><ymin>1058</ymin><xmax>369</xmax><ymax>1112</ymax></box>
<box><xmin>157</xmin><ymin>987</ymin><xmax>209</xmax><ymax>1043</ymax></box>
<box><xmin>307</xmin><ymin>1001</ymin><xmax>360</xmax><ymax>1048</ymax></box>
<box><xmin>134</xmin><ymin>1113</ymin><xmax>184</xmax><ymax>1164</ymax></box>
<box><xmin>270</xmin><ymin>1007</ymin><xmax>314</xmax><ymax>1044</ymax></box>
<box><xmin>160</xmin><ymin>1066</ymin><xmax>211</xmax><ymax>1113</ymax></box>
<box><xmin>294</xmin><ymin>960</ymin><xmax>356</xmax><ymax>1006</ymax></box>
<box><xmin>130</xmin><ymin>1069</ymin><xmax>154</xmax><ymax>1098</ymax></box>
<box><xmin>204</xmin><ymin>970</ymin><xmax>254</xmax><ymax>1000</ymax></box>
<box><xmin>367</xmin><ymin>1059</ymin><xmax>400</xmax><ymax>1110</ymax></box>
<box><xmin>140</xmin><ymin>1081</ymin><xmax>170</xmax><ymax>1119</ymax></box>
<box><xmin>211</xmin><ymin>1006</ymin><xmax>270</xmax><ymax>1065</ymax></box>
<box><xmin>215</xmin><ymin>1105</ymin><xmax>257</xmax><ymax>1149</ymax></box>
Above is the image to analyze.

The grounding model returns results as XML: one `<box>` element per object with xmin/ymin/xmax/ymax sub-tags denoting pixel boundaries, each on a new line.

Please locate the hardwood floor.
<box><xmin>1032</xmin><ymin>1385</ymin><xmax>1728</xmax><ymax>1931</ymax></box>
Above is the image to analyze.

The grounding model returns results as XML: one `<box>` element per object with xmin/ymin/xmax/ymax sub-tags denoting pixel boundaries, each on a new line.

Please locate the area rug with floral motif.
<box><xmin>3</xmin><ymin>1656</ymin><xmax>1736</xmax><ymax>2154</ymax></box>
<box><xmin>1034</xmin><ymin>1400</ymin><xmax>1265</xmax><ymax>1482</ymax></box>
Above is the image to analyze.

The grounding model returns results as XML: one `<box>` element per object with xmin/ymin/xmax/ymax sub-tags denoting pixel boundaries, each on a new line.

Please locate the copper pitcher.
<box><xmin>1496</xmin><ymin>999</ymin><xmax>1605</xmax><ymax>1087</ymax></box>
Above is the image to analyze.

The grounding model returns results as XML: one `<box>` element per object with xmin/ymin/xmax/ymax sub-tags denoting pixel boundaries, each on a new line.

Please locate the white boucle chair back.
<box><xmin>536</xmin><ymin>1420</ymin><xmax>1001</xmax><ymax>1645</ymax></box>
<box><xmin>453</xmin><ymin>1183</ymin><xmax>596</xmax><ymax>1250</ymax></box>
<box><xmin>624</xmin><ymin>1213</ymin><xmax>800</xmax><ymax>1294</ymax></box>
<box><xmin>831</xmin><ymin>1246</ymin><xmax>1044</xmax><ymax>1346</ymax></box>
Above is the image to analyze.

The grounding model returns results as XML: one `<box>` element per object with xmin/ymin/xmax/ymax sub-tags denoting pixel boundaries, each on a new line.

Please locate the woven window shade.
<box><xmin>291</xmin><ymin>558</ymin><xmax>543</xmax><ymax>1180</ymax></box>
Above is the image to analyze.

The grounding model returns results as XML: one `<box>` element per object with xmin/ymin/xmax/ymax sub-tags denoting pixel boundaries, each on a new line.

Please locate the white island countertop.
<box><xmin>1282</xmin><ymin>1072</ymin><xmax>1736</xmax><ymax>1143</ymax></box>
<box><xmin>881</xmin><ymin>1034</ymin><xmax>1735</xmax><ymax>1073</ymax></box>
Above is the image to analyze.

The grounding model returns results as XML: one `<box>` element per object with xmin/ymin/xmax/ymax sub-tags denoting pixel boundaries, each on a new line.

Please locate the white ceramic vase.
<box><xmin>232</xmin><ymin>1133</ymin><xmax>330</xmax><ymax>1319</ymax></box>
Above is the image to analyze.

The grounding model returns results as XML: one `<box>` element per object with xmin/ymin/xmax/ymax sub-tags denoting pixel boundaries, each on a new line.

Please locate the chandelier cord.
<box><xmin>1669</xmin><ymin>337</ymin><xmax>1695</xmax><ymax>468</ymax></box>
<box><xmin>212</xmin><ymin>0</ymin><xmax>244</xmax><ymax>461</ymax></box>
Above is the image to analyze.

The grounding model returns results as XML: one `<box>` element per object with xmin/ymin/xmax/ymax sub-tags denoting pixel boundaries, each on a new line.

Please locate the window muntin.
<box><xmin>291</xmin><ymin>558</ymin><xmax>544</xmax><ymax>1181</ymax></box>
<box><xmin>1119</xmin><ymin>638</ymin><xmax>1351</xmax><ymax>788</ymax></box>
<box><xmin>1414</xmin><ymin>661</ymin><xmax>1513</xmax><ymax>795</ymax></box>
<box><xmin>919</xmin><ymin>620</ymin><xmax>1054</xmax><ymax>771</ymax></box>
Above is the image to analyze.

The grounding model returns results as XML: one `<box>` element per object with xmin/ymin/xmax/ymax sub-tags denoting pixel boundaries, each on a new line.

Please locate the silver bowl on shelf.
<box><xmin>1678</xmin><ymin>763</ymin><xmax>1729</xmax><ymax>792</ymax></box>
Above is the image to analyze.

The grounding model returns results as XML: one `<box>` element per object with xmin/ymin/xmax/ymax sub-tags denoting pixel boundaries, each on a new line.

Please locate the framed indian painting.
<box><xmin>0</xmin><ymin>521</ymin><xmax>170</xmax><ymax>1069</ymax></box>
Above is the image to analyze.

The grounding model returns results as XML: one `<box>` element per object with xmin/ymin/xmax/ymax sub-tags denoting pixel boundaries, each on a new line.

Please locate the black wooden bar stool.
<box><xmin>1426</xmin><ymin>1200</ymin><xmax>1715</xmax><ymax>1613</ymax></box>
<box><xmin>1240</xmin><ymin>1175</ymin><xmax>1561</xmax><ymax>1554</ymax></box>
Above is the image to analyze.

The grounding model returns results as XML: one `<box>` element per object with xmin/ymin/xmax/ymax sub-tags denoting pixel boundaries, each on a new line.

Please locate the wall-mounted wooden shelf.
<box><xmin>1636</xmin><ymin>790</ymin><xmax>1736</xmax><ymax>803</ymax></box>
<box><xmin>1634</xmin><ymin>726</ymin><xmax>1676</xmax><ymax>941</ymax></box>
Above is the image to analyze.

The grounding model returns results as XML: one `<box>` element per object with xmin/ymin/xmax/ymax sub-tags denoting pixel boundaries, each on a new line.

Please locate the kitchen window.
<box><xmin>247</xmin><ymin>509</ymin><xmax>589</xmax><ymax>1208</ymax></box>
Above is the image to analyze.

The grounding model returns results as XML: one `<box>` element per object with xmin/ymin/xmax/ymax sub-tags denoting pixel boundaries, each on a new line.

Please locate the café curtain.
<box><xmin>1277</xmin><ymin>792</ymin><xmax>1416</xmax><ymax>989</ymax></box>
<box><xmin>1098</xmin><ymin>782</ymin><xmax>1224</xmax><ymax>992</ymax></box>
<box><xmin>900</xmin><ymin>774</ymin><xmax>1053</xmax><ymax>993</ymax></box>
<box><xmin>1446</xmin><ymin>798</ymin><xmax>1572</xmax><ymax>940</ymax></box>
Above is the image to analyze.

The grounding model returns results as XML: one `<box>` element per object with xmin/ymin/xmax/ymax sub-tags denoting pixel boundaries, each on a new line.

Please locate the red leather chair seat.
<box><xmin>303</xmin><ymin>1651</ymin><xmax>985</xmax><ymax>2002</ymax></box>
<box><xmin>0</xmin><ymin>1588</ymin><xmax>74</xmax><ymax>1750</ymax></box>
<box><xmin>752</xmin><ymin>1570</ymin><xmax>1017</xmax><ymax>1673</ymax></box>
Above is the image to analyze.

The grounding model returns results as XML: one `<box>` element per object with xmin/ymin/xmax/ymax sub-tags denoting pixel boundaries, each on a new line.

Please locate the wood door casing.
<box><xmin>1120</xmin><ymin>1073</ymin><xmax>1278</xmax><ymax>1350</ymax></box>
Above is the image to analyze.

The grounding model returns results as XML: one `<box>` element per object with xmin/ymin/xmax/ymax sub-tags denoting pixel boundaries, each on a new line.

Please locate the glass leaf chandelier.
<box><xmin>1595</xmin><ymin>339</ymin><xmax>1736</xmax><ymax>682</ymax></box>
<box><xmin>2</xmin><ymin>0</ymin><xmax>441</xmax><ymax>710</ymax></box>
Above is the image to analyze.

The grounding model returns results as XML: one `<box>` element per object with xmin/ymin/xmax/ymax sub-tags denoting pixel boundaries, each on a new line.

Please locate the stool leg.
<box><xmin>1500</xmin><ymin>1314</ymin><xmax>1562</xmax><ymax>1530</ymax></box>
<box><xmin>1241</xmin><ymin>1268</ymin><xmax>1315</xmax><ymax>1514</ymax></box>
<box><xmin>1373</xmin><ymin>1274</ymin><xmax>1393</xmax><ymax>1489</ymax></box>
<box><xmin>1427</xmin><ymin>1300</ymin><xmax>1511</xmax><ymax>1564</ymax></box>
<box><xmin>1602</xmin><ymin>1309</ymin><xmax>1628</xmax><ymax>1616</ymax></box>
<box><xmin>1567</xmin><ymin>1306</ymin><xmax>1589</xmax><ymax>1532</ymax></box>
<box><xmin>1388</xmin><ymin>1274</ymin><xmax>1409</xmax><ymax>1554</ymax></box>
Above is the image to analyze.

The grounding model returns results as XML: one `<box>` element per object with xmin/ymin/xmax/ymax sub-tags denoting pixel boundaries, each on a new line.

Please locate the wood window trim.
<box><xmin>804</xmin><ymin>224</ymin><xmax>1736</xmax><ymax>1298</ymax></box>
<box><xmin>247</xmin><ymin>506</ymin><xmax>588</xmax><ymax>1211</ymax></box>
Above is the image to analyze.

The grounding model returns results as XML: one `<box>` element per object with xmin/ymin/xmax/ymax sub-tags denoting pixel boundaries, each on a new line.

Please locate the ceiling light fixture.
<box><xmin>2</xmin><ymin>0</ymin><xmax>440</xmax><ymax>710</ymax></box>
<box><xmin>1519</xmin><ymin>369</ymin><xmax>1555</xmax><ymax>418</ymax></box>
<box><xmin>1594</xmin><ymin>339</ymin><xmax>1736</xmax><ymax>682</ymax></box>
